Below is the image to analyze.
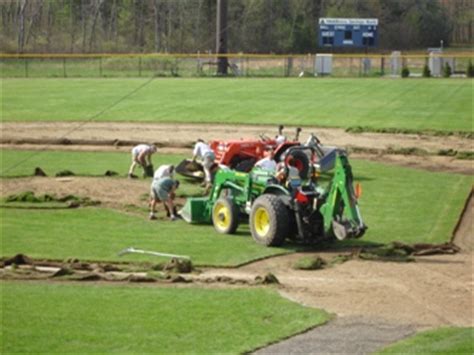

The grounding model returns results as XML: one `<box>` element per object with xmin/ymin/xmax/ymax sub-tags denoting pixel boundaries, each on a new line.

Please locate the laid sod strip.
<box><xmin>2</xmin><ymin>158</ymin><xmax>471</xmax><ymax>265</ymax></box>
<box><xmin>349</xmin><ymin>160</ymin><xmax>472</xmax><ymax>245</ymax></box>
<box><xmin>2</xmin><ymin>78</ymin><xmax>472</xmax><ymax>132</ymax></box>
<box><xmin>0</xmin><ymin>149</ymin><xmax>187</xmax><ymax>178</ymax></box>
<box><xmin>1</xmin><ymin>282</ymin><xmax>329</xmax><ymax>354</ymax></box>
<box><xmin>0</xmin><ymin>207</ymin><xmax>293</xmax><ymax>266</ymax></box>
<box><xmin>377</xmin><ymin>327</ymin><xmax>474</xmax><ymax>354</ymax></box>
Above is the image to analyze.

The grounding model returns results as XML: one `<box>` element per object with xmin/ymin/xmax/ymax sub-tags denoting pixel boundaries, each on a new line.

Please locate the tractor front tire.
<box><xmin>212</xmin><ymin>198</ymin><xmax>239</xmax><ymax>234</ymax></box>
<box><xmin>250</xmin><ymin>194</ymin><xmax>289</xmax><ymax>246</ymax></box>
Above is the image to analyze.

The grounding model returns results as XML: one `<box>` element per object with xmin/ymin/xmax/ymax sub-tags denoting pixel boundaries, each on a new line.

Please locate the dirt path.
<box><xmin>2</xmin><ymin>122</ymin><xmax>472</xmax><ymax>175</ymax></box>
<box><xmin>2</xmin><ymin>122</ymin><xmax>472</xmax><ymax>154</ymax></box>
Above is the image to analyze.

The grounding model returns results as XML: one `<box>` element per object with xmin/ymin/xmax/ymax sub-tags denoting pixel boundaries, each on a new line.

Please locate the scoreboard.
<box><xmin>319</xmin><ymin>18</ymin><xmax>378</xmax><ymax>48</ymax></box>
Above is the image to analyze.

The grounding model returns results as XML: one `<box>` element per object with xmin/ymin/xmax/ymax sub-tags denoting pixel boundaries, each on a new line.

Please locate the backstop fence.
<box><xmin>1</xmin><ymin>52</ymin><xmax>472</xmax><ymax>78</ymax></box>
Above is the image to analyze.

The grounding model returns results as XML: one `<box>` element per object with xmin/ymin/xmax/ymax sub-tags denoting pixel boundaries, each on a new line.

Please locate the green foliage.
<box><xmin>467</xmin><ymin>61</ymin><xmax>474</xmax><ymax>77</ymax></box>
<box><xmin>422</xmin><ymin>64</ymin><xmax>431</xmax><ymax>77</ymax></box>
<box><xmin>443</xmin><ymin>62</ymin><xmax>452</xmax><ymax>78</ymax></box>
<box><xmin>2</xmin><ymin>78</ymin><xmax>473</xmax><ymax>133</ymax></box>
<box><xmin>2</xmin><ymin>282</ymin><xmax>330</xmax><ymax>353</ymax></box>
<box><xmin>378</xmin><ymin>327</ymin><xmax>474</xmax><ymax>354</ymax></box>
<box><xmin>401</xmin><ymin>67</ymin><xmax>410</xmax><ymax>78</ymax></box>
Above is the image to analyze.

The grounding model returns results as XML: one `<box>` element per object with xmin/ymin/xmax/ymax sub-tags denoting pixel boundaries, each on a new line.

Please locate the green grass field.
<box><xmin>378</xmin><ymin>327</ymin><xmax>473</xmax><ymax>354</ymax></box>
<box><xmin>2</xmin><ymin>78</ymin><xmax>472</xmax><ymax>132</ymax></box>
<box><xmin>1</xmin><ymin>282</ymin><xmax>329</xmax><ymax>353</ymax></box>
<box><xmin>1</xmin><ymin>150</ymin><xmax>471</xmax><ymax>265</ymax></box>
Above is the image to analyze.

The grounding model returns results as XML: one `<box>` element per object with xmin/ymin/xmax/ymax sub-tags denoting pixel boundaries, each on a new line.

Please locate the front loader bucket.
<box><xmin>176</xmin><ymin>159</ymin><xmax>205</xmax><ymax>180</ymax></box>
<box><xmin>178</xmin><ymin>197</ymin><xmax>211</xmax><ymax>224</ymax></box>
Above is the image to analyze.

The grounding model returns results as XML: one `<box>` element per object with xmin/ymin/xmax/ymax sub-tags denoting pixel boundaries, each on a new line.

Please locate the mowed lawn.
<box><xmin>378</xmin><ymin>327</ymin><xmax>473</xmax><ymax>354</ymax></box>
<box><xmin>2</xmin><ymin>78</ymin><xmax>472</xmax><ymax>132</ymax></box>
<box><xmin>1</xmin><ymin>150</ymin><xmax>471</xmax><ymax>265</ymax></box>
<box><xmin>1</xmin><ymin>282</ymin><xmax>329</xmax><ymax>353</ymax></box>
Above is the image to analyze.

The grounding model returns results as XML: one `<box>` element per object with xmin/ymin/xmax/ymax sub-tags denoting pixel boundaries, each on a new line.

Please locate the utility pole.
<box><xmin>216</xmin><ymin>0</ymin><xmax>228</xmax><ymax>75</ymax></box>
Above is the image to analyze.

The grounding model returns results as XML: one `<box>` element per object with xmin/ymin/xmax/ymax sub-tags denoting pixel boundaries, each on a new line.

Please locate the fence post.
<box><xmin>24</xmin><ymin>58</ymin><xmax>29</xmax><ymax>78</ymax></box>
<box><xmin>138</xmin><ymin>57</ymin><xmax>142</xmax><ymax>77</ymax></box>
<box><xmin>63</xmin><ymin>58</ymin><xmax>67</xmax><ymax>77</ymax></box>
<box><xmin>381</xmin><ymin>57</ymin><xmax>385</xmax><ymax>76</ymax></box>
<box><xmin>99</xmin><ymin>57</ymin><xmax>102</xmax><ymax>77</ymax></box>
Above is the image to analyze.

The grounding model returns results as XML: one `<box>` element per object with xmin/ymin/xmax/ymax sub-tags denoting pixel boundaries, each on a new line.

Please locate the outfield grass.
<box><xmin>1</xmin><ymin>207</ymin><xmax>293</xmax><ymax>265</ymax></box>
<box><xmin>1</xmin><ymin>282</ymin><xmax>329</xmax><ymax>353</ymax></box>
<box><xmin>378</xmin><ymin>327</ymin><xmax>473</xmax><ymax>354</ymax></box>
<box><xmin>1</xmin><ymin>150</ymin><xmax>471</xmax><ymax>265</ymax></box>
<box><xmin>2</xmin><ymin>78</ymin><xmax>472</xmax><ymax>132</ymax></box>
<box><xmin>0</xmin><ymin>149</ymin><xmax>183</xmax><ymax>177</ymax></box>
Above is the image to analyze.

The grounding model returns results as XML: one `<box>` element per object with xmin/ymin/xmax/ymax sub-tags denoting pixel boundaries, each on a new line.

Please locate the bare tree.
<box><xmin>17</xmin><ymin>0</ymin><xmax>27</xmax><ymax>53</ymax></box>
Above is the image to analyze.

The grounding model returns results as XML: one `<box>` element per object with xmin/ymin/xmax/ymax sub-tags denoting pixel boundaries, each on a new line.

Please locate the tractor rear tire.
<box><xmin>212</xmin><ymin>198</ymin><xmax>239</xmax><ymax>234</ymax></box>
<box><xmin>250</xmin><ymin>194</ymin><xmax>289</xmax><ymax>246</ymax></box>
<box><xmin>286</xmin><ymin>150</ymin><xmax>310</xmax><ymax>179</ymax></box>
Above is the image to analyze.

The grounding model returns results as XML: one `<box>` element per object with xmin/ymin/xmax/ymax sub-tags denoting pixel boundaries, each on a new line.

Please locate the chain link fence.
<box><xmin>1</xmin><ymin>53</ymin><xmax>472</xmax><ymax>78</ymax></box>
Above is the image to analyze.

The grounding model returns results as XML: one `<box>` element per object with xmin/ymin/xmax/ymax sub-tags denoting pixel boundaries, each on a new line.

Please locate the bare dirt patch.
<box><xmin>0</xmin><ymin>176</ymin><xmax>150</xmax><ymax>211</ymax></box>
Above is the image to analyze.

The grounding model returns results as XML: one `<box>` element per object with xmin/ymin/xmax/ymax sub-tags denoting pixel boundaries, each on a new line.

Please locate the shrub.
<box><xmin>467</xmin><ymin>61</ymin><xmax>474</xmax><ymax>78</ymax></box>
<box><xmin>401</xmin><ymin>67</ymin><xmax>410</xmax><ymax>78</ymax></box>
<box><xmin>422</xmin><ymin>64</ymin><xmax>431</xmax><ymax>78</ymax></box>
<box><xmin>443</xmin><ymin>62</ymin><xmax>452</xmax><ymax>78</ymax></box>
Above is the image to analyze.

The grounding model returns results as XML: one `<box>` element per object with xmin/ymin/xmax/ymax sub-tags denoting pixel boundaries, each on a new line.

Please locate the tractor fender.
<box><xmin>263</xmin><ymin>185</ymin><xmax>291</xmax><ymax>206</ymax></box>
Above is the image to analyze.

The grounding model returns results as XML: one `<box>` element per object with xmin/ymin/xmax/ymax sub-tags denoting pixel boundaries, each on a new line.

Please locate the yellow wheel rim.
<box><xmin>254</xmin><ymin>207</ymin><xmax>270</xmax><ymax>236</ymax></box>
<box><xmin>213</xmin><ymin>202</ymin><xmax>231</xmax><ymax>231</ymax></box>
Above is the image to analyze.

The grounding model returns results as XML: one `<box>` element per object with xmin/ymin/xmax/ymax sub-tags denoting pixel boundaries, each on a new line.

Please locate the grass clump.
<box><xmin>293</xmin><ymin>256</ymin><xmax>326</xmax><ymax>270</ymax></box>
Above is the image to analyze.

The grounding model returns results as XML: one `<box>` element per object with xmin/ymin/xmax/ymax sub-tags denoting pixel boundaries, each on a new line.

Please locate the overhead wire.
<box><xmin>1</xmin><ymin>75</ymin><xmax>156</xmax><ymax>175</ymax></box>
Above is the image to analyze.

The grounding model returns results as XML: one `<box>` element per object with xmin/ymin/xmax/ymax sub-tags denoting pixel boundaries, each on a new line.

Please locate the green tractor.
<box><xmin>179</xmin><ymin>146</ymin><xmax>366</xmax><ymax>246</ymax></box>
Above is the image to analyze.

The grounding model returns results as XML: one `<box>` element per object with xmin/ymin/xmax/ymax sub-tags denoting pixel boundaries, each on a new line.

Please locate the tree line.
<box><xmin>1</xmin><ymin>0</ymin><xmax>472</xmax><ymax>54</ymax></box>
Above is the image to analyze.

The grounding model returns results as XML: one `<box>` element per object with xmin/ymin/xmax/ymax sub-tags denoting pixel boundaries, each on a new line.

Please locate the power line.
<box><xmin>1</xmin><ymin>75</ymin><xmax>156</xmax><ymax>175</ymax></box>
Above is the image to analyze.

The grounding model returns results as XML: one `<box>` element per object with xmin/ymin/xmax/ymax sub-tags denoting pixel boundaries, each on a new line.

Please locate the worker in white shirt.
<box><xmin>254</xmin><ymin>148</ymin><xmax>277</xmax><ymax>172</ymax></box>
<box><xmin>153</xmin><ymin>164</ymin><xmax>175</xmax><ymax>180</ymax></box>
<box><xmin>192</xmin><ymin>139</ymin><xmax>216</xmax><ymax>188</ymax></box>
<box><xmin>128</xmin><ymin>144</ymin><xmax>157</xmax><ymax>178</ymax></box>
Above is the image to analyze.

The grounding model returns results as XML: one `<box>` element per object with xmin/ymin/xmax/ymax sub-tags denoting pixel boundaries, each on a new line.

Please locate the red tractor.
<box><xmin>176</xmin><ymin>126</ymin><xmax>336</xmax><ymax>180</ymax></box>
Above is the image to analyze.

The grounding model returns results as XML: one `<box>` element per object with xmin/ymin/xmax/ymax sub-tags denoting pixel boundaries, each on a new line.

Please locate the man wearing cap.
<box><xmin>128</xmin><ymin>144</ymin><xmax>157</xmax><ymax>178</ymax></box>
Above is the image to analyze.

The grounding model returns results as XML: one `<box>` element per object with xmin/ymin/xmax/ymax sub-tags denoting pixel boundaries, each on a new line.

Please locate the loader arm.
<box><xmin>320</xmin><ymin>153</ymin><xmax>367</xmax><ymax>240</ymax></box>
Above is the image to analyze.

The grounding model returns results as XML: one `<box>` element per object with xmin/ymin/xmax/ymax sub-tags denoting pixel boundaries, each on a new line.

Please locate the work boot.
<box><xmin>128</xmin><ymin>173</ymin><xmax>138</xmax><ymax>179</ymax></box>
<box><xmin>149</xmin><ymin>213</ymin><xmax>157</xmax><ymax>220</ymax></box>
<box><xmin>170</xmin><ymin>215</ymin><xmax>177</xmax><ymax>221</ymax></box>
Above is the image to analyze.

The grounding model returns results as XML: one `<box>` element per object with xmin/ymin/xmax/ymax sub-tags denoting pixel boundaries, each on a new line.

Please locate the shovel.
<box><xmin>118</xmin><ymin>247</ymin><xmax>190</xmax><ymax>260</ymax></box>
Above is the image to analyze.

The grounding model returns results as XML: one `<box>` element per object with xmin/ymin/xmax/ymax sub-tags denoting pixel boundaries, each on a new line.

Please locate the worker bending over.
<box><xmin>154</xmin><ymin>164</ymin><xmax>174</xmax><ymax>180</ymax></box>
<box><xmin>192</xmin><ymin>139</ymin><xmax>216</xmax><ymax>189</ymax></box>
<box><xmin>128</xmin><ymin>144</ymin><xmax>157</xmax><ymax>178</ymax></box>
<box><xmin>149</xmin><ymin>176</ymin><xmax>180</xmax><ymax>221</ymax></box>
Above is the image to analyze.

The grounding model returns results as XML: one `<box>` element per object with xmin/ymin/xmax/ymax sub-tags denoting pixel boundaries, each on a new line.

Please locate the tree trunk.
<box><xmin>17</xmin><ymin>0</ymin><xmax>27</xmax><ymax>53</ymax></box>
<box><xmin>153</xmin><ymin>0</ymin><xmax>160</xmax><ymax>52</ymax></box>
<box><xmin>88</xmin><ymin>0</ymin><xmax>103</xmax><ymax>52</ymax></box>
